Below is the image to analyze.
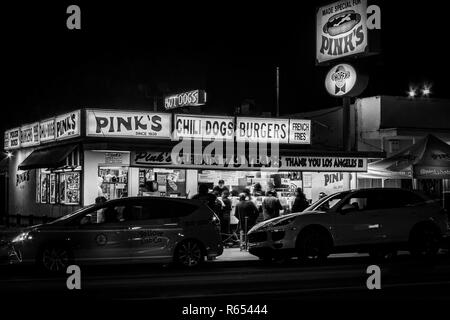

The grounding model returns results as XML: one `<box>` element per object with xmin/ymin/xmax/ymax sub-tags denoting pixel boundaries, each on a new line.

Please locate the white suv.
<box><xmin>248</xmin><ymin>188</ymin><xmax>449</xmax><ymax>261</ymax></box>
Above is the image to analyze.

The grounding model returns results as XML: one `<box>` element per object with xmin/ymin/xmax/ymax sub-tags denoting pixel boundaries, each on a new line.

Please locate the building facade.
<box><xmin>3</xmin><ymin>108</ymin><xmax>381</xmax><ymax>225</ymax></box>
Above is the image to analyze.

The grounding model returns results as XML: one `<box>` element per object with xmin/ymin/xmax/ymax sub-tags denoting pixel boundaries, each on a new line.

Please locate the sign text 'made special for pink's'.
<box><xmin>317</xmin><ymin>0</ymin><xmax>368</xmax><ymax>63</ymax></box>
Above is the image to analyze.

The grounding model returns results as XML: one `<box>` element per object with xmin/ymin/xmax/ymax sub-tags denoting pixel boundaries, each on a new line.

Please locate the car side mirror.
<box><xmin>80</xmin><ymin>216</ymin><xmax>91</xmax><ymax>225</ymax></box>
<box><xmin>340</xmin><ymin>204</ymin><xmax>356</xmax><ymax>214</ymax></box>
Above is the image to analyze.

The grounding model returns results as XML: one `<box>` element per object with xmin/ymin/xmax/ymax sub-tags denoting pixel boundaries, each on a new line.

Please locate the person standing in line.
<box><xmin>192</xmin><ymin>184</ymin><xmax>218</xmax><ymax>212</ymax></box>
<box><xmin>262</xmin><ymin>190</ymin><xmax>283</xmax><ymax>220</ymax></box>
<box><xmin>212</xmin><ymin>179</ymin><xmax>228</xmax><ymax>196</ymax></box>
<box><xmin>235</xmin><ymin>193</ymin><xmax>259</xmax><ymax>233</ymax></box>
<box><xmin>94</xmin><ymin>196</ymin><xmax>107</xmax><ymax>223</ymax></box>
<box><xmin>252</xmin><ymin>183</ymin><xmax>264</xmax><ymax>197</ymax></box>
<box><xmin>291</xmin><ymin>188</ymin><xmax>309</xmax><ymax>213</ymax></box>
<box><xmin>221</xmin><ymin>190</ymin><xmax>232</xmax><ymax>234</ymax></box>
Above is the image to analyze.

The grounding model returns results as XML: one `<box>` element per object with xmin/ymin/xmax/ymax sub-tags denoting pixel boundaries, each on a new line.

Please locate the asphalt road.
<box><xmin>1</xmin><ymin>253</ymin><xmax>450</xmax><ymax>311</ymax></box>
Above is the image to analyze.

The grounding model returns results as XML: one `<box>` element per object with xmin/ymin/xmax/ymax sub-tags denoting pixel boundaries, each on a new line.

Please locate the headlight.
<box><xmin>12</xmin><ymin>232</ymin><xmax>31</xmax><ymax>243</ymax></box>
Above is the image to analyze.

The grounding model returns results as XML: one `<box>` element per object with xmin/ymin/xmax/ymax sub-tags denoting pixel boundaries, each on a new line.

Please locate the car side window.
<box><xmin>129</xmin><ymin>200</ymin><xmax>199</xmax><ymax>222</ymax></box>
<box><xmin>79</xmin><ymin>203</ymin><xmax>129</xmax><ymax>225</ymax></box>
<box><xmin>347</xmin><ymin>196</ymin><xmax>369</xmax><ymax>211</ymax></box>
<box><xmin>340</xmin><ymin>192</ymin><xmax>369</xmax><ymax>212</ymax></box>
<box><xmin>372</xmin><ymin>190</ymin><xmax>424</xmax><ymax>209</ymax></box>
<box><xmin>395</xmin><ymin>190</ymin><xmax>424</xmax><ymax>206</ymax></box>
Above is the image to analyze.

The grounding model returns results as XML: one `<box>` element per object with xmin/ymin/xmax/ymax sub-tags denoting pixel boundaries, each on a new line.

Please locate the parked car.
<box><xmin>5</xmin><ymin>197</ymin><xmax>223</xmax><ymax>272</ymax></box>
<box><xmin>247</xmin><ymin>188</ymin><xmax>450</xmax><ymax>261</ymax></box>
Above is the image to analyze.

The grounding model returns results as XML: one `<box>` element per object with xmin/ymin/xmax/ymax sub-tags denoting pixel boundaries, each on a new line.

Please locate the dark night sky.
<box><xmin>2</xmin><ymin>0</ymin><xmax>449</xmax><ymax>137</ymax></box>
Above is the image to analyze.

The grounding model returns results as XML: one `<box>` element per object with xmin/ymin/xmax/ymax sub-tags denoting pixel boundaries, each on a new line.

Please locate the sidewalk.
<box><xmin>212</xmin><ymin>248</ymin><xmax>366</xmax><ymax>263</ymax></box>
<box><xmin>214</xmin><ymin>248</ymin><xmax>259</xmax><ymax>262</ymax></box>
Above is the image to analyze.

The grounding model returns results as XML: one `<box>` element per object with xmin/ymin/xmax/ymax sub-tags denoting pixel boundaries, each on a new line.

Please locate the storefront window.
<box><xmin>98</xmin><ymin>167</ymin><xmax>128</xmax><ymax>200</ymax></box>
<box><xmin>138</xmin><ymin>168</ymin><xmax>187</xmax><ymax>198</ymax></box>
<box><xmin>198</xmin><ymin>170</ymin><xmax>302</xmax><ymax>196</ymax></box>
<box><xmin>36</xmin><ymin>169</ymin><xmax>81</xmax><ymax>205</ymax></box>
<box><xmin>40</xmin><ymin>170</ymin><xmax>49</xmax><ymax>204</ymax></box>
<box><xmin>197</xmin><ymin>170</ymin><xmax>303</xmax><ymax>213</ymax></box>
<box><xmin>49</xmin><ymin>174</ymin><xmax>56</xmax><ymax>204</ymax></box>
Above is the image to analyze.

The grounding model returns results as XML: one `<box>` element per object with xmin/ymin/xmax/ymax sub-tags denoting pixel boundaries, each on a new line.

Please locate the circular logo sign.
<box><xmin>325</xmin><ymin>63</ymin><xmax>357</xmax><ymax>97</ymax></box>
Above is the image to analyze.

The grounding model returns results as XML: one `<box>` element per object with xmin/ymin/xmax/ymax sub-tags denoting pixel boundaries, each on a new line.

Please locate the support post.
<box><xmin>342</xmin><ymin>96</ymin><xmax>352</xmax><ymax>151</ymax></box>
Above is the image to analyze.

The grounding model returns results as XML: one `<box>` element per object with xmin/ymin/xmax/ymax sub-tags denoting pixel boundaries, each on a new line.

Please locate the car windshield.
<box><xmin>48</xmin><ymin>204</ymin><xmax>95</xmax><ymax>224</ymax></box>
<box><xmin>305</xmin><ymin>191</ymin><xmax>351</xmax><ymax>212</ymax></box>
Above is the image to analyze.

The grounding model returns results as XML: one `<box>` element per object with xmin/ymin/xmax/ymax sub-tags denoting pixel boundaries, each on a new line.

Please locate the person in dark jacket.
<box><xmin>192</xmin><ymin>184</ymin><xmax>218</xmax><ymax>212</ymax></box>
<box><xmin>291</xmin><ymin>188</ymin><xmax>309</xmax><ymax>213</ymax></box>
<box><xmin>252</xmin><ymin>183</ymin><xmax>264</xmax><ymax>196</ymax></box>
<box><xmin>262</xmin><ymin>190</ymin><xmax>283</xmax><ymax>220</ymax></box>
<box><xmin>235</xmin><ymin>193</ymin><xmax>259</xmax><ymax>233</ymax></box>
<box><xmin>221</xmin><ymin>190</ymin><xmax>232</xmax><ymax>234</ymax></box>
<box><xmin>212</xmin><ymin>179</ymin><xmax>229</xmax><ymax>196</ymax></box>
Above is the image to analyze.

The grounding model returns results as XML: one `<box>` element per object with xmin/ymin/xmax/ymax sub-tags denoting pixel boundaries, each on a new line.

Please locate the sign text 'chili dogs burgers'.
<box><xmin>316</xmin><ymin>0</ymin><xmax>368</xmax><ymax>64</ymax></box>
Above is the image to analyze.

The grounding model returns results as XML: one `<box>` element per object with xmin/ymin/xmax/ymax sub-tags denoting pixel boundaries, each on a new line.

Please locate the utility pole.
<box><xmin>276</xmin><ymin>66</ymin><xmax>280</xmax><ymax>117</ymax></box>
<box><xmin>342</xmin><ymin>96</ymin><xmax>352</xmax><ymax>151</ymax></box>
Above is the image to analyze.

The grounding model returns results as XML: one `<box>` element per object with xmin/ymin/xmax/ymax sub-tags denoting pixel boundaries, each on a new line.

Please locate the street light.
<box><xmin>421</xmin><ymin>84</ymin><xmax>432</xmax><ymax>97</ymax></box>
<box><xmin>407</xmin><ymin>87</ymin><xmax>417</xmax><ymax>98</ymax></box>
<box><xmin>6</xmin><ymin>152</ymin><xmax>12</xmax><ymax>158</ymax></box>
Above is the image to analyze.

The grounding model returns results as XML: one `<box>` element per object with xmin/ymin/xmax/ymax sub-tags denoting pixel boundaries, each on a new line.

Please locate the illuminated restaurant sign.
<box><xmin>325</xmin><ymin>63</ymin><xmax>356</xmax><ymax>96</ymax></box>
<box><xmin>324</xmin><ymin>63</ymin><xmax>367</xmax><ymax>97</ymax></box>
<box><xmin>236</xmin><ymin>117</ymin><xmax>289</xmax><ymax>143</ymax></box>
<box><xmin>131</xmin><ymin>151</ymin><xmax>367</xmax><ymax>172</ymax></box>
<box><xmin>280</xmin><ymin>156</ymin><xmax>367</xmax><ymax>172</ymax></box>
<box><xmin>39</xmin><ymin>118</ymin><xmax>55</xmax><ymax>143</ymax></box>
<box><xmin>55</xmin><ymin>110</ymin><xmax>80</xmax><ymax>140</ymax></box>
<box><xmin>289</xmin><ymin>119</ymin><xmax>311</xmax><ymax>144</ymax></box>
<box><xmin>173</xmin><ymin>114</ymin><xmax>234</xmax><ymax>141</ymax></box>
<box><xmin>316</xmin><ymin>0</ymin><xmax>368</xmax><ymax>64</ymax></box>
<box><xmin>164</xmin><ymin>90</ymin><xmax>207</xmax><ymax>110</ymax></box>
<box><xmin>86</xmin><ymin>110</ymin><xmax>171</xmax><ymax>139</ymax></box>
<box><xmin>4</xmin><ymin>128</ymin><xmax>21</xmax><ymax>150</ymax></box>
<box><xmin>20</xmin><ymin>122</ymin><xmax>40</xmax><ymax>148</ymax></box>
<box><xmin>130</xmin><ymin>150</ymin><xmax>280</xmax><ymax>170</ymax></box>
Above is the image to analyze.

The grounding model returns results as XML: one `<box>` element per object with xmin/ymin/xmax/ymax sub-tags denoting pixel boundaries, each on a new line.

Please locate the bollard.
<box><xmin>244</xmin><ymin>217</ymin><xmax>248</xmax><ymax>251</ymax></box>
<box><xmin>239</xmin><ymin>230</ymin><xmax>244</xmax><ymax>251</ymax></box>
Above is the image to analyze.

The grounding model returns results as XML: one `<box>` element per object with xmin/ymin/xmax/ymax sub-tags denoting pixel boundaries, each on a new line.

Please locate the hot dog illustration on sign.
<box><xmin>323</xmin><ymin>10</ymin><xmax>361</xmax><ymax>37</ymax></box>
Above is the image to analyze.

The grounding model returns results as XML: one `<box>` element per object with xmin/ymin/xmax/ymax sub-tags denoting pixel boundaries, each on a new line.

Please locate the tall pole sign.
<box><xmin>316</xmin><ymin>0</ymin><xmax>380</xmax><ymax>151</ymax></box>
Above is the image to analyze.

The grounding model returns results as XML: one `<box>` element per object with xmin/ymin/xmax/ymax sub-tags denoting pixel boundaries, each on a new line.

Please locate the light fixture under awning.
<box><xmin>18</xmin><ymin>144</ymin><xmax>79</xmax><ymax>171</ymax></box>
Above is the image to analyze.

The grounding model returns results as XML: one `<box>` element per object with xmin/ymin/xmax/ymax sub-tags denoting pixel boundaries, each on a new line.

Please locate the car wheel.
<box><xmin>409</xmin><ymin>225</ymin><xmax>440</xmax><ymax>258</ymax></box>
<box><xmin>39</xmin><ymin>245</ymin><xmax>73</xmax><ymax>273</ymax></box>
<box><xmin>174</xmin><ymin>240</ymin><xmax>204</xmax><ymax>267</ymax></box>
<box><xmin>297</xmin><ymin>229</ymin><xmax>330</xmax><ymax>262</ymax></box>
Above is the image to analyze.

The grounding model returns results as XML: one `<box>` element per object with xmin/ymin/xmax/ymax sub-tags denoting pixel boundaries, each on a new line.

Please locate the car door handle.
<box><xmin>163</xmin><ymin>223</ymin><xmax>179</xmax><ymax>227</ymax></box>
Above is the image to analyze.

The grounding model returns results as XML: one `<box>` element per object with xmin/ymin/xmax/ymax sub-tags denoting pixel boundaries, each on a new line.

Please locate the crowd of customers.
<box><xmin>192</xmin><ymin>181</ymin><xmax>309</xmax><ymax>236</ymax></box>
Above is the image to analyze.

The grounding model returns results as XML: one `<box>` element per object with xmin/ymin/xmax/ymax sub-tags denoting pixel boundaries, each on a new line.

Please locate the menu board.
<box><xmin>65</xmin><ymin>172</ymin><xmax>80</xmax><ymax>204</ymax></box>
<box><xmin>40</xmin><ymin>173</ymin><xmax>48</xmax><ymax>204</ymax></box>
<box><xmin>50</xmin><ymin>174</ymin><xmax>56</xmax><ymax>204</ymax></box>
